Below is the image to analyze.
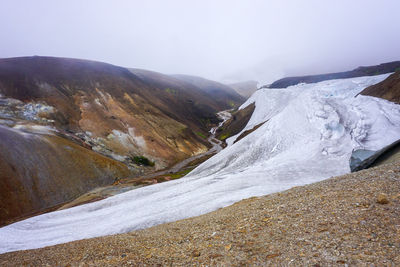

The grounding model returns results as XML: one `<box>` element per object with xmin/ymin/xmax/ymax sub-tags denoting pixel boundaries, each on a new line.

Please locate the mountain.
<box><xmin>0</xmin><ymin>56</ymin><xmax>244</xmax><ymax>225</ymax></box>
<box><xmin>129</xmin><ymin>69</ymin><xmax>244</xmax><ymax>122</ymax></box>
<box><xmin>171</xmin><ymin>74</ymin><xmax>244</xmax><ymax>108</ymax></box>
<box><xmin>227</xmin><ymin>80</ymin><xmax>258</xmax><ymax>98</ymax></box>
<box><xmin>1</xmin><ymin>73</ymin><xmax>399</xmax><ymax>253</ymax></box>
<box><xmin>0</xmin><ymin>125</ymin><xmax>131</xmax><ymax>226</ymax></box>
<box><xmin>360</xmin><ymin>71</ymin><xmax>400</xmax><ymax>104</ymax></box>
<box><xmin>268</xmin><ymin>61</ymin><xmax>400</xmax><ymax>88</ymax></box>
<box><xmin>0</xmin><ymin>57</ymin><xmax>244</xmax><ymax>167</ymax></box>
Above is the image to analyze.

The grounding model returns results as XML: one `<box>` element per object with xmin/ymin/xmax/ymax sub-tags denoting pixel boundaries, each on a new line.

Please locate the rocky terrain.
<box><xmin>0</xmin><ymin>56</ymin><xmax>243</xmax><ymax>168</ymax></box>
<box><xmin>0</xmin><ymin>125</ymin><xmax>131</xmax><ymax>226</ymax></box>
<box><xmin>360</xmin><ymin>71</ymin><xmax>400</xmax><ymax>104</ymax></box>
<box><xmin>268</xmin><ymin>61</ymin><xmax>400</xmax><ymax>88</ymax></box>
<box><xmin>215</xmin><ymin>103</ymin><xmax>255</xmax><ymax>142</ymax></box>
<box><xmin>1</xmin><ymin>160</ymin><xmax>398</xmax><ymax>266</ymax></box>
<box><xmin>0</xmin><ymin>56</ymin><xmax>244</xmax><ymax>225</ymax></box>
<box><xmin>171</xmin><ymin>74</ymin><xmax>243</xmax><ymax>108</ymax></box>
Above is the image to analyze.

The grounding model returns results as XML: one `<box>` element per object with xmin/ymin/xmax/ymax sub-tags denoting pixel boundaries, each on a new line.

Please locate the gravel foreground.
<box><xmin>1</xmin><ymin>162</ymin><xmax>400</xmax><ymax>266</ymax></box>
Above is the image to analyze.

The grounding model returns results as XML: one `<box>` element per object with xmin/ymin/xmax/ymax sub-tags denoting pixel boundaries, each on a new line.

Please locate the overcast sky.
<box><xmin>1</xmin><ymin>0</ymin><xmax>400</xmax><ymax>83</ymax></box>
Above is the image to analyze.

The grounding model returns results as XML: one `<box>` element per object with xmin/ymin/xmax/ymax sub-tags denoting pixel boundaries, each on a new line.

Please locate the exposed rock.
<box><xmin>0</xmin><ymin>56</ymin><xmax>245</xmax><ymax>225</ymax></box>
<box><xmin>216</xmin><ymin>103</ymin><xmax>255</xmax><ymax>142</ymax></box>
<box><xmin>0</xmin><ymin>56</ymin><xmax>243</xmax><ymax>167</ymax></box>
<box><xmin>191</xmin><ymin>250</ymin><xmax>201</xmax><ymax>257</ymax></box>
<box><xmin>0</xmin><ymin>125</ymin><xmax>132</xmax><ymax>226</ymax></box>
<box><xmin>376</xmin><ymin>193</ymin><xmax>389</xmax><ymax>204</ymax></box>
<box><xmin>233</xmin><ymin>121</ymin><xmax>265</xmax><ymax>144</ymax></box>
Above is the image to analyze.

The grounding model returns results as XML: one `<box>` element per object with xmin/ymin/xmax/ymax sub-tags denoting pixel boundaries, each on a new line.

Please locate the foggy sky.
<box><xmin>1</xmin><ymin>0</ymin><xmax>400</xmax><ymax>84</ymax></box>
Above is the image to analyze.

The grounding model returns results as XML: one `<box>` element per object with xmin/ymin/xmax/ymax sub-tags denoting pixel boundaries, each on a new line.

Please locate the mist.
<box><xmin>1</xmin><ymin>0</ymin><xmax>400</xmax><ymax>84</ymax></box>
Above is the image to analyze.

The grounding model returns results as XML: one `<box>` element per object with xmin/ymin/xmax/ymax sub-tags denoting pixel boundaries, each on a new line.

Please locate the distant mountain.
<box><xmin>268</xmin><ymin>61</ymin><xmax>400</xmax><ymax>88</ymax></box>
<box><xmin>360</xmin><ymin>71</ymin><xmax>400</xmax><ymax>104</ymax></box>
<box><xmin>227</xmin><ymin>80</ymin><xmax>258</xmax><ymax>98</ymax></box>
<box><xmin>0</xmin><ymin>56</ymin><xmax>244</xmax><ymax>225</ymax></box>
<box><xmin>171</xmin><ymin>74</ymin><xmax>244</xmax><ymax>108</ymax></box>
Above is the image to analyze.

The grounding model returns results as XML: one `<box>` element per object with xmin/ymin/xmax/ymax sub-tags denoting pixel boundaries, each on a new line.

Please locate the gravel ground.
<box><xmin>1</xmin><ymin>162</ymin><xmax>400</xmax><ymax>266</ymax></box>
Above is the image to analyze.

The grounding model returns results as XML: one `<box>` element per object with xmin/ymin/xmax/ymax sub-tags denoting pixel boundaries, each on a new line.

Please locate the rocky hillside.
<box><xmin>0</xmin><ymin>57</ymin><xmax>244</xmax><ymax>167</ymax></box>
<box><xmin>1</xmin><ymin>160</ymin><xmax>398</xmax><ymax>266</ymax></box>
<box><xmin>0</xmin><ymin>125</ymin><xmax>131</xmax><ymax>226</ymax></box>
<box><xmin>0</xmin><ymin>56</ymin><xmax>244</xmax><ymax>225</ymax></box>
<box><xmin>129</xmin><ymin>69</ymin><xmax>244</xmax><ymax>127</ymax></box>
<box><xmin>215</xmin><ymin>103</ymin><xmax>255</xmax><ymax>142</ymax></box>
<box><xmin>171</xmin><ymin>74</ymin><xmax>244</xmax><ymax>108</ymax></box>
<box><xmin>360</xmin><ymin>71</ymin><xmax>400</xmax><ymax>104</ymax></box>
<box><xmin>268</xmin><ymin>61</ymin><xmax>400</xmax><ymax>88</ymax></box>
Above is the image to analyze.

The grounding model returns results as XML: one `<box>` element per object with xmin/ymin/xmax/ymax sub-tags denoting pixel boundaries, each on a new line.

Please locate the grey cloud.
<box><xmin>1</xmin><ymin>0</ymin><xmax>399</xmax><ymax>84</ymax></box>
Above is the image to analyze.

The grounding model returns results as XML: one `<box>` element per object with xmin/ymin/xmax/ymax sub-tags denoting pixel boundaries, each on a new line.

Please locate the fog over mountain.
<box><xmin>1</xmin><ymin>0</ymin><xmax>400</xmax><ymax>83</ymax></box>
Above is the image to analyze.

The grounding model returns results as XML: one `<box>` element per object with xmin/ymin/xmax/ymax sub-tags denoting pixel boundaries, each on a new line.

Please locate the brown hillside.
<box><xmin>171</xmin><ymin>74</ymin><xmax>244</xmax><ymax>108</ymax></box>
<box><xmin>0</xmin><ymin>125</ymin><xmax>131</xmax><ymax>226</ymax></box>
<box><xmin>0</xmin><ymin>56</ymin><xmax>245</xmax><ymax>225</ymax></box>
<box><xmin>0</xmin><ymin>56</ymin><xmax>244</xmax><ymax>167</ymax></box>
<box><xmin>228</xmin><ymin>80</ymin><xmax>258</xmax><ymax>98</ymax></box>
<box><xmin>360</xmin><ymin>71</ymin><xmax>400</xmax><ymax>104</ymax></box>
<box><xmin>216</xmin><ymin>103</ymin><xmax>255</xmax><ymax>142</ymax></box>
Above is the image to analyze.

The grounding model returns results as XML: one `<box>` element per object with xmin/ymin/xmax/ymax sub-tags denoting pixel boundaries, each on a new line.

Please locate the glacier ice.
<box><xmin>1</xmin><ymin>73</ymin><xmax>400</xmax><ymax>254</ymax></box>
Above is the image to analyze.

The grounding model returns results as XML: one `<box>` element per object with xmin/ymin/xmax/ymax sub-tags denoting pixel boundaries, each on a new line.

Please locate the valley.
<box><xmin>0</xmin><ymin>56</ymin><xmax>244</xmax><ymax>226</ymax></box>
<box><xmin>2</xmin><ymin>2</ymin><xmax>400</xmax><ymax>265</ymax></box>
<box><xmin>1</xmin><ymin>70</ymin><xmax>400</xmax><ymax>256</ymax></box>
<box><xmin>1</xmin><ymin>58</ymin><xmax>400</xmax><ymax>266</ymax></box>
<box><xmin>58</xmin><ymin>110</ymin><xmax>233</xmax><ymax>210</ymax></box>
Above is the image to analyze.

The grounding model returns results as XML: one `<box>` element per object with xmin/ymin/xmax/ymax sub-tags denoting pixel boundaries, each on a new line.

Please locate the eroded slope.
<box><xmin>0</xmin><ymin>125</ymin><xmax>131</xmax><ymax>226</ymax></box>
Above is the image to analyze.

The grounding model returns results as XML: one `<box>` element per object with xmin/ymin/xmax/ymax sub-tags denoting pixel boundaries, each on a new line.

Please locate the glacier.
<box><xmin>1</xmin><ymin>73</ymin><xmax>400</xmax><ymax>254</ymax></box>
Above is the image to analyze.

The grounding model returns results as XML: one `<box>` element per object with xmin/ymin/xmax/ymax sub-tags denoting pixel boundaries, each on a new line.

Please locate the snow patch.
<box><xmin>12</xmin><ymin>124</ymin><xmax>58</xmax><ymax>135</ymax></box>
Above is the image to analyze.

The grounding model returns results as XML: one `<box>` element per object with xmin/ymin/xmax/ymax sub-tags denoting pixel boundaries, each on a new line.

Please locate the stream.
<box><xmin>141</xmin><ymin>110</ymin><xmax>232</xmax><ymax>178</ymax></box>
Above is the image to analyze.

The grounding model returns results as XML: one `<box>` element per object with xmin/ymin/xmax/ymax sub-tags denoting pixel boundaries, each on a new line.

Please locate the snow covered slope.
<box><xmin>1</xmin><ymin>74</ymin><xmax>400</xmax><ymax>254</ymax></box>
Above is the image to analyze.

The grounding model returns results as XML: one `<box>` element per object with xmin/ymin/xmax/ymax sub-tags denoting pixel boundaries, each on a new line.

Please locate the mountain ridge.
<box><xmin>0</xmin><ymin>56</ymin><xmax>244</xmax><ymax>225</ymax></box>
<box><xmin>268</xmin><ymin>61</ymin><xmax>400</xmax><ymax>88</ymax></box>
